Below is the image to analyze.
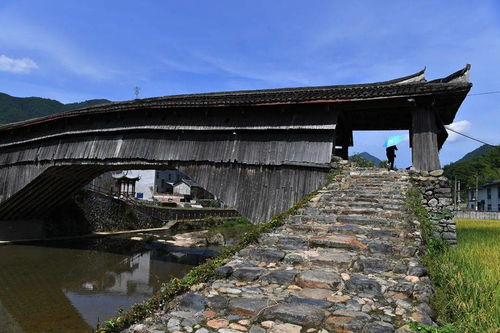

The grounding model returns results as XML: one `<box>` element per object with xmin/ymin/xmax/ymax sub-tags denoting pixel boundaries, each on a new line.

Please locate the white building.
<box><xmin>154</xmin><ymin>169</ymin><xmax>185</xmax><ymax>193</ymax></box>
<box><xmin>467</xmin><ymin>180</ymin><xmax>500</xmax><ymax>211</ymax></box>
<box><xmin>89</xmin><ymin>169</ymin><xmax>216</xmax><ymax>204</ymax></box>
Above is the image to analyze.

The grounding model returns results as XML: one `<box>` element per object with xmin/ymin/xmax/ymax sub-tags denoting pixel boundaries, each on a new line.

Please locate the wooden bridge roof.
<box><xmin>0</xmin><ymin>65</ymin><xmax>471</xmax><ymax>131</ymax></box>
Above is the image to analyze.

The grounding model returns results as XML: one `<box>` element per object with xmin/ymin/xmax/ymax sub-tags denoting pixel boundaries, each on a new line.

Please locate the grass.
<box><xmin>422</xmin><ymin>219</ymin><xmax>500</xmax><ymax>333</ymax></box>
<box><xmin>209</xmin><ymin>217</ymin><xmax>257</xmax><ymax>242</ymax></box>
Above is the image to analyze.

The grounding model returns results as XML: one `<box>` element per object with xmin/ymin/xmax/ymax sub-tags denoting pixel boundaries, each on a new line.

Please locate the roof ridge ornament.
<box><xmin>429</xmin><ymin>64</ymin><xmax>471</xmax><ymax>83</ymax></box>
<box><xmin>394</xmin><ymin>67</ymin><xmax>427</xmax><ymax>85</ymax></box>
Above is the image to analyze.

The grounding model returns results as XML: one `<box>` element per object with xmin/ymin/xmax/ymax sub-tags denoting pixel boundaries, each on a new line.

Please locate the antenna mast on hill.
<box><xmin>134</xmin><ymin>86</ymin><xmax>141</xmax><ymax>99</ymax></box>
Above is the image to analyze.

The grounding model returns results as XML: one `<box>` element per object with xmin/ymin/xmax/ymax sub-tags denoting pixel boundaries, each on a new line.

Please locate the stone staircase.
<box><xmin>127</xmin><ymin>167</ymin><xmax>434</xmax><ymax>333</ymax></box>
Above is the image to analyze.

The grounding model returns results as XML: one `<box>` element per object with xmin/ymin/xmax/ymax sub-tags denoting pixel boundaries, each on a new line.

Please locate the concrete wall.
<box><xmin>455</xmin><ymin>211</ymin><xmax>500</xmax><ymax>220</ymax></box>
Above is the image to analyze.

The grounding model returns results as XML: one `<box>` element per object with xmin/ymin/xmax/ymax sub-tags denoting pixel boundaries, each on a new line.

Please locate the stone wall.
<box><xmin>75</xmin><ymin>190</ymin><xmax>238</xmax><ymax>233</ymax></box>
<box><xmin>410</xmin><ymin>168</ymin><xmax>457</xmax><ymax>245</ymax></box>
<box><xmin>73</xmin><ymin>190</ymin><xmax>165</xmax><ymax>232</ymax></box>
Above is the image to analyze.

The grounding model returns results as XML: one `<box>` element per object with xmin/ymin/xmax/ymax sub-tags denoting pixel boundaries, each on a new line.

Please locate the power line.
<box><xmin>445</xmin><ymin>126</ymin><xmax>497</xmax><ymax>147</ymax></box>
<box><xmin>468</xmin><ymin>90</ymin><xmax>500</xmax><ymax>96</ymax></box>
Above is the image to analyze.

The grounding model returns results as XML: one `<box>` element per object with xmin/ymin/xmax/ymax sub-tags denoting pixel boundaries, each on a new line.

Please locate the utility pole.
<box><xmin>457</xmin><ymin>180</ymin><xmax>461</xmax><ymax>209</ymax></box>
<box><xmin>454</xmin><ymin>176</ymin><xmax>457</xmax><ymax>210</ymax></box>
<box><xmin>475</xmin><ymin>173</ymin><xmax>479</xmax><ymax>211</ymax></box>
<box><xmin>134</xmin><ymin>86</ymin><xmax>141</xmax><ymax>99</ymax></box>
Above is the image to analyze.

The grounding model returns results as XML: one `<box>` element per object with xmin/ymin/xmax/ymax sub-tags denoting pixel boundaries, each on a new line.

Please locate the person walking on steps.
<box><xmin>386</xmin><ymin>145</ymin><xmax>397</xmax><ymax>170</ymax></box>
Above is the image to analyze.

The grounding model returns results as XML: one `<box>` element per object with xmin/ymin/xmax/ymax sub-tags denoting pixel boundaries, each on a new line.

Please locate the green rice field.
<box><xmin>425</xmin><ymin>219</ymin><xmax>500</xmax><ymax>332</ymax></box>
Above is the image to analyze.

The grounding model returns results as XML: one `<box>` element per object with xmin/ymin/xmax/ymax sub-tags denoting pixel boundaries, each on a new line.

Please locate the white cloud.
<box><xmin>0</xmin><ymin>15</ymin><xmax>114</xmax><ymax>80</ymax></box>
<box><xmin>446</xmin><ymin>120</ymin><xmax>472</xmax><ymax>142</ymax></box>
<box><xmin>0</xmin><ymin>54</ymin><xmax>38</xmax><ymax>73</ymax></box>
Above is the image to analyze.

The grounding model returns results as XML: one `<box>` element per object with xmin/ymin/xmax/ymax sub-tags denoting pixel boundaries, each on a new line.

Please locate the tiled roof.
<box><xmin>70</xmin><ymin>66</ymin><xmax>471</xmax><ymax>110</ymax></box>
<box><xmin>0</xmin><ymin>65</ymin><xmax>472</xmax><ymax>131</ymax></box>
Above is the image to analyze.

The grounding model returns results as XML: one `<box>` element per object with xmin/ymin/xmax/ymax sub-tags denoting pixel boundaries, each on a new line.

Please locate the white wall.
<box><xmin>154</xmin><ymin>170</ymin><xmax>186</xmax><ymax>193</ymax></box>
<box><xmin>475</xmin><ymin>186</ymin><xmax>500</xmax><ymax>211</ymax></box>
<box><xmin>132</xmin><ymin>170</ymin><xmax>155</xmax><ymax>200</ymax></box>
<box><xmin>173</xmin><ymin>182</ymin><xmax>191</xmax><ymax>196</ymax></box>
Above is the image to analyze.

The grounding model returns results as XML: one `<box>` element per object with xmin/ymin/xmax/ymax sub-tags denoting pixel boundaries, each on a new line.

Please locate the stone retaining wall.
<box><xmin>409</xmin><ymin>169</ymin><xmax>457</xmax><ymax>245</ymax></box>
<box><xmin>74</xmin><ymin>190</ymin><xmax>239</xmax><ymax>232</ymax></box>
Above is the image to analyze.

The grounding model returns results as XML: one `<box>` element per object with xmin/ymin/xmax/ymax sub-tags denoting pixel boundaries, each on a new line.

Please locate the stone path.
<box><xmin>126</xmin><ymin>167</ymin><xmax>435</xmax><ymax>333</ymax></box>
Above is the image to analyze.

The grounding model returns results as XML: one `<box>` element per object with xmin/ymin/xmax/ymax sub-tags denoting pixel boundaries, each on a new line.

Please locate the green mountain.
<box><xmin>0</xmin><ymin>92</ymin><xmax>111</xmax><ymax>125</ymax></box>
<box><xmin>455</xmin><ymin>144</ymin><xmax>497</xmax><ymax>163</ymax></box>
<box><xmin>350</xmin><ymin>152</ymin><xmax>382</xmax><ymax>167</ymax></box>
<box><xmin>444</xmin><ymin>145</ymin><xmax>500</xmax><ymax>189</ymax></box>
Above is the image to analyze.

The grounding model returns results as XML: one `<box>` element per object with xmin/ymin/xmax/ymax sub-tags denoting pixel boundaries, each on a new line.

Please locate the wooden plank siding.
<box><xmin>0</xmin><ymin>107</ymin><xmax>336</xmax><ymax>222</ymax></box>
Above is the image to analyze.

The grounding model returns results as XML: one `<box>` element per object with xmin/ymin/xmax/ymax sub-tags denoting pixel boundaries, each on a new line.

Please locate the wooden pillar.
<box><xmin>339</xmin><ymin>146</ymin><xmax>349</xmax><ymax>160</ymax></box>
<box><xmin>411</xmin><ymin>106</ymin><xmax>440</xmax><ymax>171</ymax></box>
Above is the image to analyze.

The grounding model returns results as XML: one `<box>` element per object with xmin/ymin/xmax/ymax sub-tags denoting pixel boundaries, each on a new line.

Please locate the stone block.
<box><xmin>296</xmin><ymin>270</ymin><xmax>342</xmax><ymax>289</ymax></box>
<box><xmin>263</xmin><ymin>303</ymin><xmax>325</xmax><ymax>326</ymax></box>
<box><xmin>345</xmin><ymin>274</ymin><xmax>382</xmax><ymax>294</ymax></box>
<box><xmin>229</xmin><ymin>298</ymin><xmax>268</xmax><ymax>315</ymax></box>
<box><xmin>232</xmin><ymin>267</ymin><xmax>266</xmax><ymax>281</ymax></box>
<box><xmin>179</xmin><ymin>293</ymin><xmax>206</xmax><ymax>312</ymax></box>
<box><xmin>429</xmin><ymin>169</ymin><xmax>444</xmax><ymax>177</ymax></box>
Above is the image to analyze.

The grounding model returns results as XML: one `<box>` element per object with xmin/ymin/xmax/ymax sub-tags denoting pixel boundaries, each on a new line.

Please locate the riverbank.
<box><xmin>0</xmin><ymin>216</ymin><xmax>237</xmax><ymax>245</ymax></box>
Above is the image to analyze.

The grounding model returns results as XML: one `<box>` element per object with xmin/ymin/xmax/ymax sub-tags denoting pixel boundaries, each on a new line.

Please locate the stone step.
<box><xmin>327</xmin><ymin>208</ymin><xmax>405</xmax><ymax>219</ymax></box>
<box><xmin>320</xmin><ymin>191</ymin><xmax>406</xmax><ymax>198</ymax></box>
<box><xmin>335</xmin><ymin>215</ymin><xmax>401</xmax><ymax>227</ymax></box>
<box><xmin>332</xmin><ymin>189</ymin><xmax>406</xmax><ymax>196</ymax></box>
<box><xmin>349</xmin><ymin>172</ymin><xmax>407</xmax><ymax>178</ymax></box>
<box><xmin>320</xmin><ymin>196</ymin><xmax>406</xmax><ymax>205</ymax></box>
<box><xmin>295</xmin><ymin>214</ymin><xmax>402</xmax><ymax>229</ymax></box>
<box><xmin>286</xmin><ymin>224</ymin><xmax>403</xmax><ymax>240</ymax></box>
<box><xmin>323</xmin><ymin>201</ymin><xmax>404</xmax><ymax>210</ymax></box>
<box><xmin>308</xmin><ymin>235</ymin><xmax>368</xmax><ymax>251</ymax></box>
<box><xmin>318</xmin><ymin>207</ymin><xmax>404</xmax><ymax>218</ymax></box>
<box><xmin>346</xmin><ymin>184</ymin><xmax>408</xmax><ymax>190</ymax></box>
<box><xmin>345</xmin><ymin>186</ymin><xmax>408</xmax><ymax>192</ymax></box>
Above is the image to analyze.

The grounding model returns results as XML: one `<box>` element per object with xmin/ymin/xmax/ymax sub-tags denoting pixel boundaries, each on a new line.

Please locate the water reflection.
<box><xmin>0</xmin><ymin>237</ymin><xmax>216</xmax><ymax>333</ymax></box>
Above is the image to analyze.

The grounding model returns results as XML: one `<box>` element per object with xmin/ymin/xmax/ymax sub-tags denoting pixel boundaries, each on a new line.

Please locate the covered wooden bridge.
<box><xmin>0</xmin><ymin>65</ymin><xmax>471</xmax><ymax>238</ymax></box>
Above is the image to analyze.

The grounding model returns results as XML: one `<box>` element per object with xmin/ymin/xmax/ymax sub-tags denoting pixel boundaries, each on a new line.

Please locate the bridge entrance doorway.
<box><xmin>345</xmin><ymin>130</ymin><xmax>411</xmax><ymax>170</ymax></box>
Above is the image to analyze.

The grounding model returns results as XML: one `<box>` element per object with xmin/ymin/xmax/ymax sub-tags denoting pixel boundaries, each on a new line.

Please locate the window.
<box><xmin>487</xmin><ymin>204</ymin><xmax>492</xmax><ymax>211</ymax></box>
<box><xmin>487</xmin><ymin>188</ymin><xmax>491</xmax><ymax>199</ymax></box>
<box><xmin>498</xmin><ymin>203</ymin><xmax>500</xmax><ymax>211</ymax></box>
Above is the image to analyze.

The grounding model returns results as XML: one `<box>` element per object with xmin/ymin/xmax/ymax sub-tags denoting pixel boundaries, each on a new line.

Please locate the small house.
<box><xmin>467</xmin><ymin>180</ymin><xmax>500</xmax><ymax>211</ymax></box>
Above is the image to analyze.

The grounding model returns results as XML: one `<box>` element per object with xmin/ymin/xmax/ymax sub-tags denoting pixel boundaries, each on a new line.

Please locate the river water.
<box><xmin>0</xmin><ymin>236</ymin><xmax>217</xmax><ymax>333</ymax></box>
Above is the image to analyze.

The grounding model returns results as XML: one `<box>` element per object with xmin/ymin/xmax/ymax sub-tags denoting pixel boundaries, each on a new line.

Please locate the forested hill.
<box><xmin>455</xmin><ymin>144</ymin><xmax>497</xmax><ymax>163</ymax></box>
<box><xmin>444</xmin><ymin>144</ymin><xmax>500</xmax><ymax>188</ymax></box>
<box><xmin>349</xmin><ymin>152</ymin><xmax>382</xmax><ymax>166</ymax></box>
<box><xmin>0</xmin><ymin>92</ymin><xmax>110</xmax><ymax>124</ymax></box>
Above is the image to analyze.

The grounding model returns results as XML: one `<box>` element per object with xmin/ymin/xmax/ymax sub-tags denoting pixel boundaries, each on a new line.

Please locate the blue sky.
<box><xmin>0</xmin><ymin>0</ymin><xmax>499</xmax><ymax>167</ymax></box>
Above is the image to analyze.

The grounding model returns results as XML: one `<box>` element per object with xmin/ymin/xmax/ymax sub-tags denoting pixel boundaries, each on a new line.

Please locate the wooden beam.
<box><xmin>411</xmin><ymin>107</ymin><xmax>440</xmax><ymax>171</ymax></box>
